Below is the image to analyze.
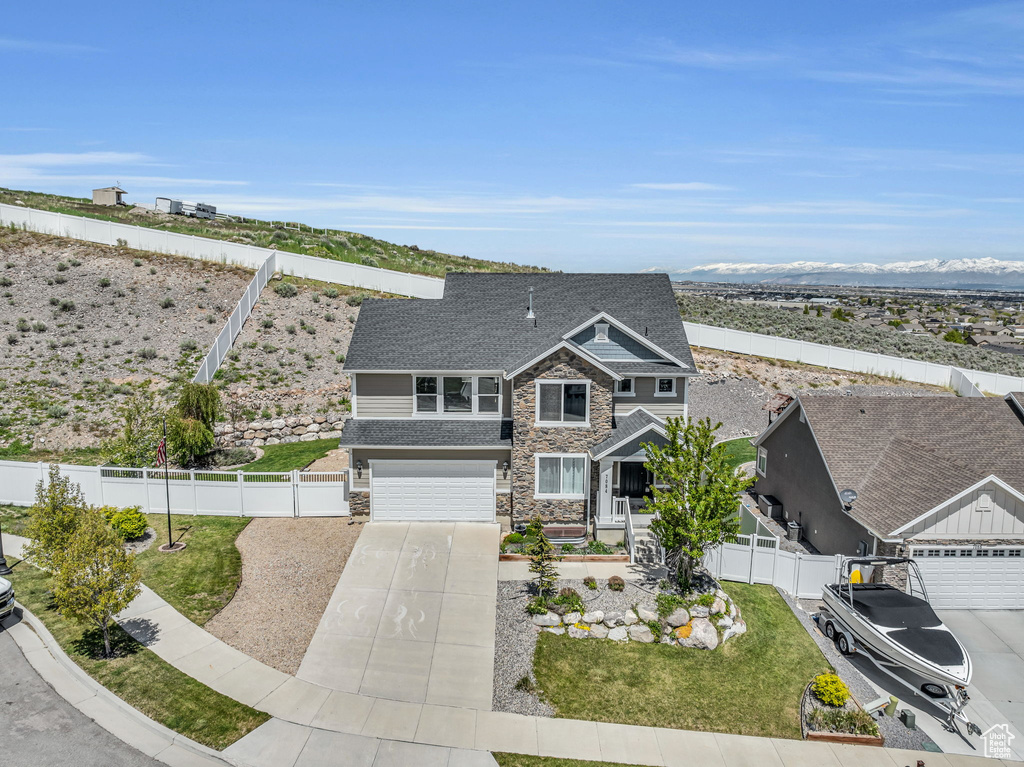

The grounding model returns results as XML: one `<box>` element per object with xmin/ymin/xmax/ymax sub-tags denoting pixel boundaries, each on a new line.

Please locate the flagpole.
<box><xmin>163</xmin><ymin>416</ymin><xmax>172</xmax><ymax>550</ymax></box>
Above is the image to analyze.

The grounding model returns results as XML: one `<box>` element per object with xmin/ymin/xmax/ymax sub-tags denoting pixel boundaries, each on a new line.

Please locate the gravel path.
<box><xmin>205</xmin><ymin>516</ymin><xmax>365</xmax><ymax>674</ymax></box>
<box><xmin>307</xmin><ymin>448</ymin><xmax>349</xmax><ymax>472</ymax></box>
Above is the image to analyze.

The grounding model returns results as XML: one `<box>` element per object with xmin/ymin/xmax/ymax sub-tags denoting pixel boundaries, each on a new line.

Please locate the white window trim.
<box><xmin>614</xmin><ymin>377</ymin><xmax>636</xmax><ymax>397</ymax></box>
<box><xmin>534</xmin><ymin>379</ymin><xmax>591</xmax><ymax>427</ymax></box>
<box><xmin>595</xmin><ymin>322</ymin><xmax>610</xmax><ymax>342</ymax></box>
<box><xmin>413</xmin><ymin>374</ymin><xmax>502</xmax><ymax>418</ymax></box>
<box><xmin>756</xmin><ymin>447</ymin><xmax>768</xmax><ymax>477</ymax></box>
<box><xmin>534</xmin><ymin>453</ymin><xmax>589</xmax><ymax>499</ymax></box>
<box><xmin>653</xmin><ymin>377</ymin><xmax>677</xmax><ymax>397</ymax></box>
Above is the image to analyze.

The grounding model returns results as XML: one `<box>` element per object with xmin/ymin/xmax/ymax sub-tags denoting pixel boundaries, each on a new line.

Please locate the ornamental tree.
<box><xmin>23</xmin><ymin>464</ymin><xmax>90</xmax><ymax>573</ymax></box>
<box><xmin>525</xmin><ymin>516</ymin><xmax>560</xmax><ymax>598</ymax></box>
<box><xmin>167</xmin><ymin>382</ymin><xmax>221</xmax><ymax>466</ymax></box>
<box><xmin>101</xmin><ymin>391</ymin><xmax>165</xmax><ymax>467</ymax></box>
<box><xmin>643</xmin><ymin>417</ymin><xmax>753</xmax><ymax>590</ymax></box>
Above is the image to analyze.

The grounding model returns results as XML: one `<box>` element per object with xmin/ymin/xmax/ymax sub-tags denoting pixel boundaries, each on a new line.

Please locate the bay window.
<box><xmin>414</xmin><ymin>375</ymin><xmax>502</xmax><ymax>415</ymax></box>
<box><xmin>536</xmin><ymin>380</ymin><xmax>589</xmax><ymax>425</ymax></box>
<box><xmin>535</xmin><ymin>454</ymin><xmax>587</xmax><ymax>498</ymax></box>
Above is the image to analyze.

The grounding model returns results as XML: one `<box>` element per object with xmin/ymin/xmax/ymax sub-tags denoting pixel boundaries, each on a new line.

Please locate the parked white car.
<box><xmin>0</xmin><ymin>576</ymin><xmax>15</xmax><ymax>621</ymax></box>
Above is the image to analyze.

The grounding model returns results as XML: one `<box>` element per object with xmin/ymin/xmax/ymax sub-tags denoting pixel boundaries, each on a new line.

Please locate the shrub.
<box><xmin>160</xmin><ymin>297</ymin><xmax>175</xmax><ymax>309</ymax></box>
<box><xmin>0</xmin><ymin>276</ymin><xmax>11</xmax><ymax>287</ymax></box>
<box><xmin>311</xmin><ymin>293</ymin><xmax>320</xmax><ymax>304</ymax></box>
<box><xmin>274</xmin><ymin>281</ymin><xmax>298</xmax><ymax>298</ymax></box>
<box><xmin>136</xmin><ymin>347</ymin><xmax>157</xmax><ymax>360</ymax></box>
<box><xmin>46</xmin><ymin>405</ymin><xmax>69</xmax><ymax>419</ymax></box>
<box><xmin>6</xmin><ymin>333</ymin><xmax>17</xmax><ymax>345</ymax></box>
<box><xmin>360</xmin><ymin>256</ymin><xmax>379</xmax><ymax>268</ymax></box>
<box><xmin>53</xmin><ymin>274</ymin><xmax>67</xmax><ymax>284</ymax></box>
<box><xmin>56</xmin><ymin>261</ymin><xmax>68</xmax><ymax>271</ymax></box>
<box><xmin>561</xmin><ymin>543</ymin><xmax>577</xmax><ymax>554</ymax></box>
<box><xmin>514</xmin><ymin>675</ymin><xmax>536</xmax><ymax>693</ymax></box>
<box><xmin>608</xmin><ymin>575</ymin><xmax>625</xmax><ymax>591</ymax></box>
<box><xmin>647</xmin><ymin>619</ymin><xmax>663</xmax><ymax>637</ymax></box>
<box><xmin>808</xmin><ymin>707</ymin><xmax>878</xmax><ymax>736</ymax></box>
<box><xmin>550</xmin><ymin>588</ymin><xmax>585</xmax><ymax>614</ymax></box>
<box><xmin>583</xmin><ymin>575</ymin><xmax>597</xmax><ymax>590</ymax></box>
<box><xmin>98</xmin><ymin>277</ymin><xmax>111</xmax><ymax>288</ymax></box>
<box><xmin>504</xmin><ymin>532</ymin><xmax>524</xmax><ymax>544</ymax></box>
<box><xmin>525</xmin><ymin>595</ymin><xmax>549</xmax><ymax>615</ymax></box>
<box><xmin>346</xmin><ymin>293</ymin><xmax>365</xmax><ymax>307</ymax></box>
<box><xmin>16</xmin><ymin>318</ymin><xmax>29</xmax><ymax>332</ymax></box>
<box><xmin>261</xmin><ymin>318</ymin><xmax>274</xmax><ymax>328</ymax></box>
<box><xmin>68</xmin><ymin>259</ymin><xmax>81</xmax><ymax>267</ymax></box>
<box><xmin>133</xmin><ymin>258</ymin><xmax>143</xmax><ymax>267</ymax></box>
<box><xmin>586</xmin><ymin>539</ymin><xmax>613</xmax><ymax>555</ymax></box>
<box><xmin>103</xmin><ymin>505</ymin><xmax>148</xmax><ymax>540</ymax></box>
<box><xmin>335</xmin><ymin>353</ymin><xmax>345</xmax><ymax>363</ymax></box>
<box><xmin>324</xmin><ymin>287</ymin><xmax>339</xmax><ymax>299</ymax></box>
<box><xmin>656</xmin><ymin>592</ymin><xmax>689</xmax><ymax>619</ymax></box>
<box><xmin>32</xmin><ymin>321</ymin><xmax>46</xmax><ymax>333</ymax></box>
<box><xmin>696</xmin><ymin>593</ymin><xmax>716</xmax><ymax>608</ymax></box>
<box><xmin>180</xmin><ymin>339</ymin><xmax>198</xmax><ymax>352</ymax></box>
<box><xmin>324</xmin><ymin>312</ymin><xmax>335</xmax><ymax>322</ymax></box>
<box><xmin>59</xmin><ymin>300</ymin><xmax>75</xmax><ymax>312</ymax></box>
<box><xmin>150</xmin><ymin>267</ymin><xmax>157</xmax><ymax>275</ymax></box>
<box><xmin>811</xmin><ymin>673</ymin><xmax>850</xmax><ymax>707</ymax></box>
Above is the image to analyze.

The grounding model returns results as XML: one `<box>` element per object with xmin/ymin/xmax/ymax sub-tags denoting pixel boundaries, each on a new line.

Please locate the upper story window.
<box><xmin>615</xmin><ymin>378</ymin><xmax>635</xmax><ymax>396</ymax></box>
<box><xmin>415</xmin><ymin>375</ymin><xmax>501</xmax><ymax>416</ymax></box>
<box><xmin>654</xmin><ymin>378</ymin><xmax>676</xmax><ymax>397</ymax></box>
<box><xmin>536</xmin><ymin>380</ymin><xmax>589</xmax><ymax>426</ymax></box>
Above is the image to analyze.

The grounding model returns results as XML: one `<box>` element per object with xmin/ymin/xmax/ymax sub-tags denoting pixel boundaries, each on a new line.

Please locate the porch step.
<box><xmin>632</xmin><ymin>530</ymin><xmax>662</xmax><ymax>565</ymax></box>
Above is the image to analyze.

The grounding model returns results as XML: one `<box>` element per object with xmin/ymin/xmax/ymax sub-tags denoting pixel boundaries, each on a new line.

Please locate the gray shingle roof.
<box><xmin>797</xmin><ymin>396</ymin><xmax>1024</xmax><ymax>536</ymax></box>
<box><xmin>338</xmin><ymin>419</ymin><xmax>513</xmax><ymax>448</ymax></box>
<box><xmin>344</xmin><ymin>273</ymin><xmax>695</xmax><ymax>374</ymax></box>
<box><xmin>591</xmin><ymin>408</ymin><xmax>665</xmax><ymax>457</ymax></box>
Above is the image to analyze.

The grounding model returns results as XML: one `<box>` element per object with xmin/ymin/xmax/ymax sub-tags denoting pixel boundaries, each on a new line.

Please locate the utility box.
<box><xmin>758</xmin><ymin>494</ymin><xmax>783</xmax><ymax>520</ymax></box>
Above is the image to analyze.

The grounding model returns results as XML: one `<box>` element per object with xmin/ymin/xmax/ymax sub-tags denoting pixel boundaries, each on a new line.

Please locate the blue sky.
<box><xmin>3</xmin><ymin>1</ymin><xmax>1024</xmax><ymax>272</ymax></box>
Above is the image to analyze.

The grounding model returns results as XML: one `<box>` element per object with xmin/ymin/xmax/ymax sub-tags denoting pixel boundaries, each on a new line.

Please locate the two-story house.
<box><xmin>339</xmin><ymin>273</ymin><xmax>698</xmax><ymax>540</ymax></box>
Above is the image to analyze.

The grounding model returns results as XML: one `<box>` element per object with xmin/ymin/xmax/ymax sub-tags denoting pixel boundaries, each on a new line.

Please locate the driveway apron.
<box><xmin>297</xmin><ymin>522</ymin><xmax>499</xmax><ymax>712</ymax></box>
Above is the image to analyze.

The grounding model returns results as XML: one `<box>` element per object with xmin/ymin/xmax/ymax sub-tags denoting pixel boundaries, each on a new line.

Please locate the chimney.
<box><xmin>526</xmin><ymin>287</ymin><xmax>535</xmax><ymax>320</ymax></box>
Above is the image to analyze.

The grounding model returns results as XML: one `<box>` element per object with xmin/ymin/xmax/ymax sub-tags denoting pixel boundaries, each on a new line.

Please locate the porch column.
<box><xmin>598</xmin><ymin>458</ymin><xmax>614</xmax><ymax>523</ymax></box>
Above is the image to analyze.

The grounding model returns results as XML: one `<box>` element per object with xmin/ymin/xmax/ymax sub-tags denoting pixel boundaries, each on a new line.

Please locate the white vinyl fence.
<box><xmin>0</xmin><ymin>203</ymin><xmax>445</xmax><ymax>299</ymax></box>
<box><xmin>0</xmin><ymin>460</ymin><xmax>349</xmax><ymax>517</ymax></box>
<box><xmin>705</xmin><ymin>533</ymin><xmax>843</xmax><ymax>599</ymax></box>
<box><xmin>683</xmin><ymin>322</ymin><xmax>1024</xmax><ymax>397</ymax></box>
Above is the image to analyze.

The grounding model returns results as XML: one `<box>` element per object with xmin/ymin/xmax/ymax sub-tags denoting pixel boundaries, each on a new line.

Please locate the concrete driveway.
<box><xmin>297</xmin><ymin>523</ymin><xmax>499</xmax><ymax>711</ymax></box>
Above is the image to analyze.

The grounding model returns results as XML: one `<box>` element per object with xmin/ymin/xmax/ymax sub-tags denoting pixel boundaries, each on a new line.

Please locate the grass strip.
<box><xmin>533</xmin><ymin>582</ymin><xmax>829</xmax><ymax>739</ymax></box>
<box><xmin>494</xmin><ymin>757</ymin><xmax>641</xmax><ymax>767</ymax></box>
<box><xmin>238</xmin><ymin>438</ymin><xmax>339</xmax><ymax>472</ymax></box>
<box><xmin>6</xmin><ymin>558</ymin><xmax>269</xmax><ymax>750</ymax></box>
<box><xmin>720</xmin><ymin>437</ymin><xmax>756</xmax><ymax>472</ymax></box>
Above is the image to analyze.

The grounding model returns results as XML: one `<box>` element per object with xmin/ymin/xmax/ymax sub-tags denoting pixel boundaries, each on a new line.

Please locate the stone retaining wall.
<box><xmin>215</xmin><ymin>413</ymin><xmax>347</xmax><ymax>449</ymax></box>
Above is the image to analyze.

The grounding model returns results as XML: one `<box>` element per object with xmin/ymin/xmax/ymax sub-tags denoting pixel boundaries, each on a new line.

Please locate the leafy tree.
<box><xmin>167</xmin><ymin>382</ymin><xmax>220</xmax><ymax>466</ymax></box>
<box><xmin>815</xmin><ymin>306</ymin><xmax>823</xmax><ymax>317</ymax></box>
<box><xmin>802</xmin><ymin>305</ymin><xmax>810</xmax><ymax>315</ymax></box>
<box><xmin>101</xmin><ymin>391</ymin><xmax>165</xmax><ymax>467</ymax></box>
<box><xmin>52</xmin><ymin>509</ymin><xmax>141</xmax><ymax>658</ymax></box>
<box><xmin>23</xmin><ymin>464</ymin><xmax>89</xmax><ymax>573</ymax></box>
<box><xmin>643</xmin><ymin>417</ymin><xmax>753</xmax><ymax>590</ymax></box>
<box><xmin>830</xmin><ymin>307</ymin><xmax>849</xmax><ymax>322</ymax></box>
<box><xmin>943</xmin><ymin>328</ymin><xmax>967</xmax><ymax>344</ymax></box>
<box><xmin>525</xmin><ymin>516</ymin><xmax>560</xmax><ymax>598</ymax></box>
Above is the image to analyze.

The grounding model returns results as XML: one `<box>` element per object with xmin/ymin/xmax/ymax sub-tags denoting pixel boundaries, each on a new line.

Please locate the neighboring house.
<box><xmin>752</xmin><ymin>394</ymin><xmax>1024</xmax><ymax>609</ymax></box>
<box><xmin>92</xmin><ymin>186</ymin><xmax>126</xmax><ymax>206</ymax></box>
<box><xmin>339</xmin><ymin>273</ymin><xmax>698</xmax><ymax>538</ymax></box>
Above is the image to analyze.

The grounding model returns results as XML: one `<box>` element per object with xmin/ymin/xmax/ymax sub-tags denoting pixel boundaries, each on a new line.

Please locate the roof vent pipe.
<box><xmin>526</xmin><ymin>287</ymin><xmax>535</xmax><ymax>320</ymax></box>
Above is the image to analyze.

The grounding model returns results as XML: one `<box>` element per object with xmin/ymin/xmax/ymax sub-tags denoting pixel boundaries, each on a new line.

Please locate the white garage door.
<box><xmin>370</xmin><ymin>460</ymin><xmax>496</xmax><ymax>522</ymax></box>
<box><xmin>912</xmin><ymin>546</ymin><xmax>1024</xmax><ymax>610</ymax></box>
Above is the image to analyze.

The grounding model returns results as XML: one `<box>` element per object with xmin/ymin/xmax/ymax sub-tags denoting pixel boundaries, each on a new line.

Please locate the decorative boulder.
<box><xmin>679</xmin><ymin>618</ymin><xmax>719</xmax><ymax>650</ymax></box>
<box><xmin>582</xmin><ymin>610</ymin><xmax>605</xmax><ymax>625</ymax></box>
<box><xmin>589</xmin><ymin>624</ymin><xmax>609</xmax><ymax>639</ymax></box>
<box><xmin>568</xmin><ymin>625</ymin><xmax>590</xmax><ymax>639</ymax></box>
<box><xmin>729</xmin><ymin>602</ymin><xmax>738</xmax><ymax>618</ymax></box>
<box><xmin>723</xmin><ymin>619</ymin><xmax>747</xmax><ymax>643</ymax></box>
<box><xmin>637</xmin><ymin>605</ymin><xmax>658</xmax><ymax>623</ymax></box>
<box><xmin>665</xmin><ymin>607</ymin><xmax>690</xmax><ymax>628</ymax></box>
<box><xmin>608</xmin><ymin>626</ymin><xmax>629</xmax><ymax>642</ymax></box>
<box><xmin>623</xmin><ymin>610</ymin><xmax>639</xmax><ymax>626</ymax></box>
<box><xmin>603</xmin><ymin>612</ymin><xmax>624</xmax><ymax>627</ymax></box>
<box><xmin>690</xmin><ymin>605</ymin><xmax>710</xmax><ymax>619</ymax></box>
<box><xmin>628</xmin><ymin>624</ymin><xmax>655</xmax><ymax>643</ymax></box>
<box><xmin>712</xmin><ymin>598</ymin><xmax>726</xmax><ymax>615</ymax></box>
<box><xmin>564</xmin><ymin>612</ymin><xmax>582</xmax><ymax>625</ymax></box>
<box><xmin>718</xmin><ymin>615</ymin><xmax>734</xmax><ymax>629</ymax></box>
<box><xmin>532</xmin><ymin>612</ymin><xmax>561</xmax><ymax>627</ymax></box>
<box><xmin>544</xmin><ymin>626</ymin><xmax>565</xmax><ymax>635</ymax></box>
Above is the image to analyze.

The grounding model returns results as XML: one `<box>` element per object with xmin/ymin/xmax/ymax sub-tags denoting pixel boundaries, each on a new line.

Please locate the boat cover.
<box><xmin>841</xmin><ymin>584</ymin><xmax>942</xmax><ymax>629</ymax></box>
<box><xmin>888</xmin><ymin>627</ymin><xmax>965</xmax><ymax>667</ymax></box>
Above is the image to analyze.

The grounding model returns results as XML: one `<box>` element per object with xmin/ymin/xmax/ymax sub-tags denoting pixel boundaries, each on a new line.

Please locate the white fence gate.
<box><xmin>0</xmin><ymin>460</ymin><xmax>349</xmax><ymax>517</ymax></box>
<box><xmin>705</xmin><ymin>533</ymin><xmax>843</xmax><ymax>599</ymax></box>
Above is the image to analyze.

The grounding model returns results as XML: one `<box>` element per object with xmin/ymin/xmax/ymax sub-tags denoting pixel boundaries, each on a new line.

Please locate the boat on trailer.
<box><xmin>818</xmin><ymin>556</ymin><xmax>980</xmax><ymax>735</ymax></box>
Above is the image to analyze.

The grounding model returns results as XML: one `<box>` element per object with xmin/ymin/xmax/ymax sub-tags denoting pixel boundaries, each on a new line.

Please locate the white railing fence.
<box><xmin>704</xmin><ymin>533</ymin><xmax>843</xmax><ymax>599</ymax></box>
<box><xmin>0</xmin><ymin>460</ymin><xmax>349</xmax><ymax>517</ymax></box>
<box><xmin>683</xmin><ymin>322</ymin><xmax>1024</xmax><ymax>397</ymax></box>
<box><xmin>624</xmin><ymin>500</ymin><xmax>636</xmax><ymax>563</ymax></box>
<box><xmin>0</xmin><ymin>202</ymin><xmax>445</xmax><ymax>299</ymax></box>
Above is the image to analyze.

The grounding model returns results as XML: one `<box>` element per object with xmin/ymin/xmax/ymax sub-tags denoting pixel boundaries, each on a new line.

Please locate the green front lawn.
<box><xmin>533</xmin><ymin>582</ymin><xmax>829</xmax><ymax>739</ymax></box>
<box><xmin>721</xmin><ymin>437</ymin><xmax>756</xmax><ymax>472</ymax></box>
<box><xmin>0</xmin><ymin>504</ymin><xmax>32</xmax><ymax>537</ymax></box>
<box><xmin>5</xmin><ymin>559</ymin><xmax>268</xmax><ymax>749</ymax></box>
<box><xmin>238</xmin><ymin>438</ymin><xmax>338</xmax><ymax>472</ymax></box>
<box><xmin>135</xmin><ymin>514</ymin><xmax>250</xmax><ymax>625</ymax></box>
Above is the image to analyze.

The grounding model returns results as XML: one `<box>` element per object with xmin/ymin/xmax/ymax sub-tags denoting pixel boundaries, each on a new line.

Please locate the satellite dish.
<box><xmin>840</xmin><ymin>488</ymin><xmax>858</xmax><ymax>506</ymax></box>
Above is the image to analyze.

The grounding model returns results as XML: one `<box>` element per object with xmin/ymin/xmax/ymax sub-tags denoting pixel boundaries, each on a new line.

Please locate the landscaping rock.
<box><xmin>607</xmin><ymin>626</ymin><xmax>629</xmax><ymax>642</ymax></box>
<box><xmin>628</xmin><ymin>624</ymin><xmax>655</xmax><ymax>643</ymax></box>
<box><xmin>637</xmin><ymin>605</ymin><xmax>658</xmax><ymax>623</ymax></box>
<box><xmin>712</xmin><ymin>598</ymin><xmax>726</xmax><ymax>615</ymax></box>
<box><xmin>690</xmin><ymin>605</ymin><xmax>710</xmax><ymax>618</ymax></box>
<box><xmin>564</xmin><ymin>612</ymin><xmax>582</xmax><ymax>625</ymax></box>
<box><xmin>623</xmin><ymin>610</ymin><xmax>639</xmax><ymax>626</ymax></box>
<box><xmin>532</xmin><ymin>612</ymin><xmax>561</xmax><ymax>627</ymax></box>
<box><xmin>543</xmin><ymin>627</ymin><xmax>565</xmax><ymax>635</ymax></box>
<box><xmin>679</xmin><ymin>618</ymin><xmax>719</xmax><ymax>651</ymax></box>
<box><xmin>589</xmin><ymin>624</ymin><xmax>609</xmax><ymax>639</ymax></box>
<box><xmin>567</xmin><ymin>625</ymin><xmax>590</xmax><ymax>639</ymax></box>
<box><xmin>665</xmin><ymin>607</ymin><xmax>690</xmax><ymax>627</ymax></box>
<box><xmin>723</xmin><ymin>619</ymin><xmax>747</xmax><ymax>643</ymax></box>
<box><xmin>729</xmin><ymin>602</ymin><xmax>738</xmax><ymax>618</ymax></box>
<box><xmin>603</xmin><ymin>611</ymin><xmax>623</xmax><ymax>627</ymax></box>
<box><xmin>718</xmin><ymin>615</ymin><xmax>734</xmax><ymax>629</ymax></box>
<box><xmin>582</xmin><ymin>610</ymin><xmax>604</xmax><ymax>625</ymax></box>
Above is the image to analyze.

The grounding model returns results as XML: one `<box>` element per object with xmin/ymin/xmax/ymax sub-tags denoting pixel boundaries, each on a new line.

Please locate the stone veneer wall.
<box><xmin>215</xmin><ymin>413</ymin><xmax>348</xmax><ymax>449</ymax></box>
<box><xmin>511</xmin><ymin>350</ymin><xmax>613</xmax><ymax>524</ymax></box>
<box><xmin>350</xmin><ymin>491</ymin><xmax>370</xmax><ymax>516</ymax></box>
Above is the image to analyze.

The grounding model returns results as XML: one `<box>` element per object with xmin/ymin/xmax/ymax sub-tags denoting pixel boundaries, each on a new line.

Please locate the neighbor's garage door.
<box><xmin>370</xmin><ymin>460</ymin><xmax>495</xmax><ymax>522</ymax></box>
<box><xmin>912</xmin><ymin>546</ymin><xmax>1024</xmax><ymax>610</ymax></box>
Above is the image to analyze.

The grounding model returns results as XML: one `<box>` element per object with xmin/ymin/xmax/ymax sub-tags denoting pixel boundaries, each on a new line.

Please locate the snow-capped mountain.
<box><xmin>669</xmin><ymin>258</ymin><xmax>1024</xmax><ymax>289</ymax></box>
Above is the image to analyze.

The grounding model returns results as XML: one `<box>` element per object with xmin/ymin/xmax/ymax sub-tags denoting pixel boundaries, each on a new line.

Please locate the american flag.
<box><xmin>155</xmin><ymin>438</ymin><xmax>166</xmax><ymax>468</ymax></box>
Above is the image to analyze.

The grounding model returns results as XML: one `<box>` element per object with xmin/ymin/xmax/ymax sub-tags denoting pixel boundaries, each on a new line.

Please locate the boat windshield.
<box><xmin>838</xmin><ymin>584</ymin><xmax>942</xmax><ymax>629</ymax></box>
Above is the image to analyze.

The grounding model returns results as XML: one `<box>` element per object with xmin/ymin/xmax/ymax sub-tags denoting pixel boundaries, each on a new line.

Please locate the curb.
<box><xmin>4</xmin><ymin>604</ymin><xmax>243</xmax><ymax>767</ymax></box>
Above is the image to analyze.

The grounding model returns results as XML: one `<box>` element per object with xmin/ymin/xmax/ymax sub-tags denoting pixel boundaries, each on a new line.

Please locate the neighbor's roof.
<box><xmin>795</xmin><ymin>396</ymin><xmax>1024</xmax><ymax>537</ymax></box>
<box><xmin>344</xmin><ymin>273</ymin><xmax>696</xmax><ymax>374</ymax></box>
<box><xmin>338</xmin><ymin>419</ymin><xmax>512</xmax><ymax>449</ymax></box>
<box><xmin>590</xmin><ymin>408</ymin><xmax>665</xmax><ymax>458</ymax></box>
<box><xmin>93</xmin><ymin>186</ymin><xmax>126</xmax><ymax>192</ymax></box>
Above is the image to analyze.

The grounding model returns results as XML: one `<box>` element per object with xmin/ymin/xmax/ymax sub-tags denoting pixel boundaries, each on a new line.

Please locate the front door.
<box><xmin>620</xmin><ymin>462</ymin><xmax>649</xmax><ymax>498</ymax></box>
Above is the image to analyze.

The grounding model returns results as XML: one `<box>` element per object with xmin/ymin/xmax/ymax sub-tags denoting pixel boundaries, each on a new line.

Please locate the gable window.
<box><xmin>756</xmin><ymin>447</ymin><xmax>767</xmax><ymax>477</ymax></box>
<box><xmin>615</xmin><ymin>378</ymin><xmax>635</xmax><ymax>396</ymax></box>
<box><xmin>414</xmin><ymin>375</ymin><xmax>501</xmax><ymax>416</ymax></box>
<box><xmin>536</xmin><ymin>454</ymin><xmax>587</xmax><ymax>498</ymax></box>
<box><xmin>654</xmin><ymin>378</ymin><xmax>676</xmax><ymax>397</ymax></box>
<box><xmin>536</xmin><ymin>380</ymin><xmax>589</xmax><ymax>425</ymax></box>
<box><xmin>594</xmin><ymin>322</ymin><xmax>610</xmax><ymax>342</ymax></box>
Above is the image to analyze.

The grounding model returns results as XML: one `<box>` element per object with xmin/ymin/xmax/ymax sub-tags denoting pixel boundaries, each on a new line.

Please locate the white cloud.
<box><xmin>0</xmin><ymin>151</ymin><xmax>151</xmax><ymax>168</ymax></box>
<box><xmin>630</xmin><ymin>182</ymin><xmax>733</xmax><ymax>191</ymax></box>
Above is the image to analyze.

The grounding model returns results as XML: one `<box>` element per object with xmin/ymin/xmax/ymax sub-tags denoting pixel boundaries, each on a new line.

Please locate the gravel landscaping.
<box><xmin>205</xmin><ymin>516</ymin><xmax>365</xmax><ymax>674</ymax></box>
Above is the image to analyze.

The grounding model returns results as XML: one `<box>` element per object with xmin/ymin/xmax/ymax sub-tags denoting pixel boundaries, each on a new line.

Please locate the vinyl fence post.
<box><xmin>191</xmin><ymin>470</ymin><xmax>198</xmax><ymax>514</ymax></box>
<box><xmin>793</xmin><ymin>552</ymin><xmax>802</xmax><ymax>598</ymax></box>
<box><xmin>237</xmin><ymin>471</ymin><xmax>244</xmax><ymax>517</ymax></box>
<box><xmin>748</xmin><ymin>534</ymin><xmax>757</xmax><ymax>584</ymax></box>
<box><xmin>143</xmin><ymin>467</ymin><xmax>151</xmax><ymax>513</ymax></box>
<box><xmin>292</xmin><ymin>470</ymin><xmax>300</xmax><ymax>518</ymax></box>
<box><xmin>96</xmin><ymin>465</ymin><xmax>105</xmax><ymax>506</ymax></box>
